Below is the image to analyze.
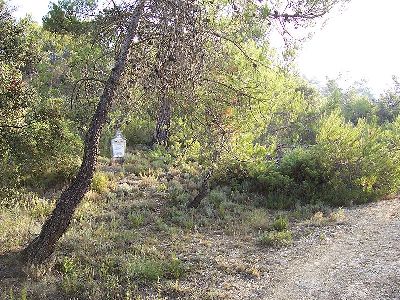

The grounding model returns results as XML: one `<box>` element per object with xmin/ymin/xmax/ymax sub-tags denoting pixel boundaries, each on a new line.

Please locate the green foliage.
<box><xmin>278</xmin><ymin>148</ymin><xmax>326</xmax><ymax>202</ymax></box>
<box><xmin>163</xmin><ymin>255</ymin><xmax>186</xmax><ymax>280</ymax></box>
<box><xmin>128</xmin><ymin>210</ymin><xmax>146</xmax><ymax>228</ymax></box>
<box><xmin>259</xmin><ymin>230</ymin><xmax>292</xmax><ymax>247</ymax></box>
<box><xmin>91</xmin><ymin>172</ymin><xmax>109</xmax><ymax>194</ymax></box>
<box><xmin>216</xmin><ymin>108</ymin><xmax>400</xmax><ymax>208</ymax></box>
<box><xmin>1</xmin><ymin>287</ymin><xmax>27</xmax><ymax>300</ymax></box>
<box><xmin>0</xmin><ymin>8</ymin><xmax>85</xmax><ymax>192</ymax></box>
<box><xmin>123</xmin><ymin>152</ymin><xmax>152</xmax><ymax>175</ymax></box>
<box><xmin>123</xmin><ymin>117</ymin><xmax>154</xmax><ymax>146</ymax></box>
<box><xmin>28</xmin><ymin>199</ymin><xmax>55</xmax><ymax>219</ymax></box>
<box><xmin>60</xmin><ymin>257</ymin><xmax>77</xmax><ymax>275</ymax></box>
<box><xmin>339</xmin><ymin>92</ymin><xmax>376</xmax><ymax>125</ymax></box>
<box><xmin>315</xmin><ymin>112</ymin><xmax>400</xmax><ymax>204</ymax></box>
<box><xmin>208</xmin><ymin>188</ymin><xmax>229</xmax><ymax>207</ymax></box>
<box><xmin>244</xmin><ymin>208</ymin><xmax>269</xmax><ymax>230</ymax></box>
<box><xmin>271</xmin><ymin>215</ymin><xmax>289</xmax><ymax>232</ymax></box>
<box><xmin>126</xmin><ymin>258</ymin><xmax>164</xmax><ymax>282</ymax></box>
<box><xmin>43</xmin><ymin>0</ymin><xmax>97</xmax><ymax>35</ymax></box>
<box><xmin>125</xmin><ymin>256</ymin><xmax>185</xmax><ymax>282</ymax></box>
<box><xmin>376</xmin><ymin>78</ymin><xmax>400</xmax><ymax>124</ymax></box>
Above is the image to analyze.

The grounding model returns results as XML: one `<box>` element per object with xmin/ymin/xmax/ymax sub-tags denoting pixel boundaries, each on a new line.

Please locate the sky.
<box><xmin>9</xmin><ymin>0</ymin><xmax>400</xmax><ymax>96</ymax></box>
<box><xmin>296</xmin><ymin>0</ymin><xmax>400</xmax><ymax>95</ymax></box>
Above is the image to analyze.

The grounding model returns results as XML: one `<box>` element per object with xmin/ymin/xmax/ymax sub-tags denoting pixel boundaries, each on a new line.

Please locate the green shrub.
<box><xmin>124</xmin><ymin>255</ymin><xmax>185</xmax><ymax>282</ymax></box>
<box><xmin>128</xmin><ymin>211</ymin><xmax>146</xmax><ymax>228</ymax></box>
<box><xmin>244</xmin><ymin>208</ymin><xmax>269</xmax><ymax>230</ymax></box>
<box><xmin>2</xmin><ymin>287</ymin><xmax>27</xmax><ymax>300</ymax></box>
<box><xmin>125</xmin><ymin>258</ymin><xmax>164</xmax><ymax>282</ymax></box>
<box><xmin>315</xmin><ymin>112</ymin><xmax>400</xmax><ymax>205</ymax></box>
<box><xmin>208</xmin><ymin>188</ymin><xmax>229</xmax><ymax>207</ymax></box>
<box><xmin>259</xmin><ymin>230</ymin><xmax>292</xmax><ymax>247</ymax></box>
<box><xmin>163</xmin><ymin>255</ymin><xmax>186</xmax><ymax>279</ymax></box>
<box><xmin>91</xmin><ymin>172</ymin><xmax>109</xmax><ymax>194</ymax></box>
<box><xmin>123</xmin><ymin>153</ymin><xmax>151</xmax><ymax>175</ymax></box>
<box><xmin>60</xmin><ymin>257</ymin><xmax>77</xmax><ymax>275</ymax></box>
<box><xmin>271</xmin><ymin>215</ymin><xmax>289</xmax><ymax>231</ymax></box>
<box><xmin>123</xmin><ymin>117</ymin><xmax>154</xmax><ymax>145</ymax></box>
<box><xmin>220</xmin><ymin>111</ymin><xmax>400</xmax><ymax>208</ymax></box>
<box><xmin>167</xmin><ymin>180</ymin><xmax>185</xmax><ymax>200</ymax></box>
<box><xmin>278</xmin><ymin>148</ymin><xmax>326</xmax><ymax>200</ymax></box>
<box><xmin>28</xmin><ymin>198</ymin><xmax>55</xmax><ymax>220</ymax></box>
<box><xmin>164</xmin><ymin>206</ymin><xmax>195</xmax><ymax>229</ymax></box>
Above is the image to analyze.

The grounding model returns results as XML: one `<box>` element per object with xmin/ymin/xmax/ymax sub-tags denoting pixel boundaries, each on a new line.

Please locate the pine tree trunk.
<box><xmin>154</xmin><ymin>92</ymin><xmax>171</xmax><ymax>146</ymax></box>
<box><xmin>21</xmin><ymin>2</ymin><xmax>145</xmax><ymax>265</ymax></box>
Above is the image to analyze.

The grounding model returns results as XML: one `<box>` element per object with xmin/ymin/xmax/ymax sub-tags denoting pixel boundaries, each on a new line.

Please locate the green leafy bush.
<box><xmin>91</xmin><ymin>172</ymin><xmax>109</xmax><ymax>194</ymax></box>
<box><xmin>315</xmin><ymin>112</ymin><xmax>400</xmax><ymax>205</ymax></box>
<box><xmin>259</xmin><ymin>230</ymin><xmax>292</xmax><ymax>247</ymax></box>
<box><xmin>128</xmin><ymin>210</ymin><xmax>146</xmax><ymax>228</ymax></box>
<box><xmin>215</xmin><ymin>111</ymin><xmax>400</xmax><ymax>208</ymax></box>
<box><xmin>163</xmin><ymin>255</ymin><xmax>186</xmax><ymax>279</ymax></box>
<box><xmin>208</xmin><ymin>188</ymin><xmax>229</xmax><ymax>207</ymax></box>
<box><xmin>123</xmin><ymin>153</ymin><xmax>151</xmax><ymax>175</ymax></box>
<box><xmin>271</xmin><ymin>215</ymin><xmax>289</xmax><ymax>231</ymax></box>
<box><xmin>123</xmin><ymin>117</ymin><xmax>154</xmax><ymax>146</ymax></box>
<box><xmin>124</xmin><ymin>256</ymin><xmax>185</xmax><ymax>282</ymax></box>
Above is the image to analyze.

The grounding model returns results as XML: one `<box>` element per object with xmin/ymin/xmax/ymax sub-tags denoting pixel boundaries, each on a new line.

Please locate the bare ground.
<box><xmin>170</xmin><ymin>198</ymin><xmax>400</xmax><ymax>299</ymax></box>
<box><xmin>264</xmin><ymin>198</ymin><xmax>400</xmax><ymax>300</ymax></box>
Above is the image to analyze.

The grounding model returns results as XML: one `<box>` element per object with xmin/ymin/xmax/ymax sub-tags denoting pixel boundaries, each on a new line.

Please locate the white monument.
<box><xmin>111</xmin><ymin>130</ymin><xmax>126</xmax><ymax>163</ymax></box>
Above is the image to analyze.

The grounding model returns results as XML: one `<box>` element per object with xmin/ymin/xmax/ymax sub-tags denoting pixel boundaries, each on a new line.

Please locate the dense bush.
<box><xmin>215</xmin><ymin>111</ymin><xmax>400</xmax><ymax>208</ymax></box>
<box><xmin>123</xmin><ymin>117</ymin><xmax>155</xmax><ymax>146</ymax></box>
<box><xmin>315</xmin><ymin>112</ymin><xmax>400</xmax><ymax>205</ymax></box>
<box><xmin>0</xmin><ymin>10</ymin><xmax>84</xmax><ymax>193</ymax></box>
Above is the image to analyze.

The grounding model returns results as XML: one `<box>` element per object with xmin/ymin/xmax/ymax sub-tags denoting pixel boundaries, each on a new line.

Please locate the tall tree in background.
<box><xmin>150</xmin><ymin>0</ymin><xmax>350</xmax><ymax>146</ymax></box>
<box><xmin>43</xmin><ymin>0</ymin><xmax>97</xmax><ymax>34</ymax></box>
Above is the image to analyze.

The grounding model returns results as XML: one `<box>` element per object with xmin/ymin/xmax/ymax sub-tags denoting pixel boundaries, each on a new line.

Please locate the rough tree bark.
<box><xmin>21</xmin><ymin>1</ymin><xmax>146</xmax><ymax>265</ymax></box>
<box><xmin>154</xmin><ymin>91</ymin><xmax>171</xmax><ymax>146</ymax></box>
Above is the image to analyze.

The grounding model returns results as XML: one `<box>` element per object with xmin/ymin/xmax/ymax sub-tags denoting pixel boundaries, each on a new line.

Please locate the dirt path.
<box><xmin>263</xmin><ymin>199</ymin><xmax>400</xmax><ymax>300</ymax></box>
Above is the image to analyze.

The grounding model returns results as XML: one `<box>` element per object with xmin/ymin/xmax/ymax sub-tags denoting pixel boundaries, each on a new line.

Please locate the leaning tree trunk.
<box><xmin>154</xmin><ymin>91</ymin><xmax>171</xmax><ymax>146</ymax></box>
<box><xmin>22</xmin><ymin>2</ymin><xmax>145</xmax><ymax>265</ymax></box>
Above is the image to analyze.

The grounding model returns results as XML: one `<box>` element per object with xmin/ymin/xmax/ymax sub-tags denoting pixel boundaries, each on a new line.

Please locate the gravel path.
<box><xmin>264</xmin><ymin>199</ymin><xmax>400</xmax><ymax>300</ymax></box>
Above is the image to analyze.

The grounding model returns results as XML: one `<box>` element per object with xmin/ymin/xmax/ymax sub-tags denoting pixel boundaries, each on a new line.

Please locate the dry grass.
<box><xmin>0</xmin><ymin>164</ymin><xmax>352</xmax><ymax>299</ymax></box>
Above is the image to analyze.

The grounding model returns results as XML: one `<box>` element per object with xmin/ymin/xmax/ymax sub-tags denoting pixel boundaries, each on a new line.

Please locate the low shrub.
<box><xmin>259</xmin><ymin>230</ymin><xmax>292</xmax><ymax>247</ymax></box>
<box><xmin>127</xmin><ymin>210</ymin><xmax>146</xmax><ymax>228</ymax></box>
<box><xmin>208</xmin><ymin>188</ymin><xmax>229</xmax><ymax>207</ymax></box>
<box><xmin>124</xmin><ymin>256</ymin><xmax>185</xmax><ymax>282</ymax></box>
<box><xmin>28</xmin><ymin>198</ymin><xmax>55</xmax><ymax>220</ymax></box>
<box><xmin>91</xmin><ymin>172</ymin><xmax>109</xmax><ymax>194</ymax></box>
<box><xmin>123</xmin><ymin>152</ymin><xmax>152</xmax><ymax>175</ymax></box>
<box><xmin>271</xmin><ymin>215</ymin><xmax>289</xmax><ymax>231</ymax></box>
<box><xmin>244</xmin><ymin>208</ymin><xmax>269</xmax><ymax>230</ymax></box>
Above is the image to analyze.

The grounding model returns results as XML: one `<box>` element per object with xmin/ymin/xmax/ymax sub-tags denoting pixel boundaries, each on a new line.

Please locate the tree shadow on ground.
<box><xmin>0</xmin><ymin>252</ymin><xmax>25</xmax><ymax>279</ymax></box>
<box><xmin>0</xmin><ymin>252</ymin><xmax>26</xmax><ymax>295</ymax></box>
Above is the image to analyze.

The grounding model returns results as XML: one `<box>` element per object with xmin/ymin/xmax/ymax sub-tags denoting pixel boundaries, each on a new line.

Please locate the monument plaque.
<box><xmin>111</xmin><ymin>130</ymin><xmax>126</xmax><ymax>163</ymax></box>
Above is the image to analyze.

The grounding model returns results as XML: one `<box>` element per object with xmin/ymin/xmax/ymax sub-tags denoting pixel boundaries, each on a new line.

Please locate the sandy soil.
<box><xmin>174</xmin><ymin>198</ymin><xmax>400</xmax><ymax>300</ymax></box>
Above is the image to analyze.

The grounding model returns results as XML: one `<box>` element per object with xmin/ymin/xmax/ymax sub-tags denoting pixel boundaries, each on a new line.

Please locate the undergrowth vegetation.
<box><xmin>1</xmin><ymin>0</ymin><xmax>400</xmax><ymax>298</ymax></box>
<box><xmin>0</xmin><ymin>147</ymin><xmax>362</xmax><ymax>298</ymax></box>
